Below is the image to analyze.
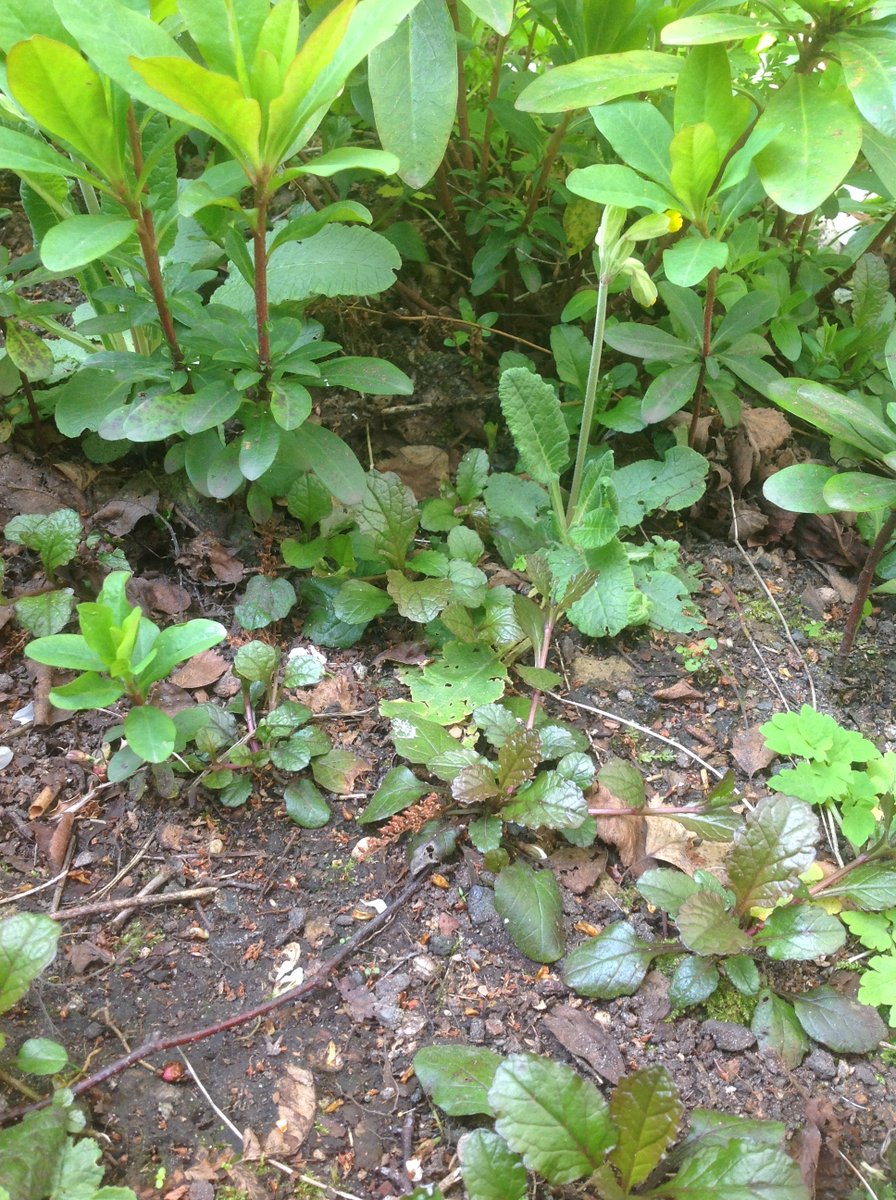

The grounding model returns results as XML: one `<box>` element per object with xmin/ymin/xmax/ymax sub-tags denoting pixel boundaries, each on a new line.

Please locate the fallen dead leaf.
<box><xmin>171</xmin><ymin>650</ymin><xmax>229</xmax><ymax>689</ymax></box>
<box><xmin>93</xmin><ymin>489</ymin><xmax>159</xmax><ymax>537</ymax></box>
<box><xmin>644</xmin><ymin>812</ymin><xmax>693</xmax><ymax>874</ymax></box>
<box><xmin>652</xmin><ymin>679</ymin><xmax>703</xmax><ymax>702</ymax></box>
<box><xmin>590</xmin><ymin>781</ymin><xmax>648</xmax><ymax>874</ymax></box>
<box><xmin>542</xmin><ymin>1003</ymin><xmax>625</xmax><ymax>1084</ymax></box>
<box><xmin>550</xmin><ymin>845</ymin><xmax>607</xmax><ymax>895</ymax></box>
<box><xmin>303</xmin><ymin>670</ymin><xmax>359</xmax><ymax>713</ymax></box>
<box><xmin>129</xmin><ymin>575</ymin><xmax>191</xmax><ymax>616</ymax></box>
<box><xmin>730</xmin><ymin>725</ymin><xmax>777</xmax><ymax>777</ymax></box>
<box><xmin>179</xmin><ymin>533</ymin><xmax>245</xmax><ymax>583</ymax></box>
<box><xmin>370</xmin><ymin>641</ymin><xmax>431</xmax><ymax>668</ymax></box>
<box><xmin>377</xmin><ymin>445</ymin><xmax>450</xmax><ymax>498</ymax></box>
<box><xmin>28</xmin><ymin>782</ymin><xmax>62</xmax><ymax>820</ymax></box>
<box><xmin>263</xmin><ymin>1063</ymin><xmax>317</xmax><ymax>1158</ymax></box>
<box><xmin>336</xmin><ymin>976</ymin><xmax>376</xmax><ymax>1022</ymax></box>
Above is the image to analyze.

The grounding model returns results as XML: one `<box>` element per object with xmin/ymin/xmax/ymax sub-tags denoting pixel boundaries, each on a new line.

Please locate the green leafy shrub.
<box><xmin>411</xmin><ymin>1045</ymin><xmax>810</xmax><ymax>1199</ymax></box>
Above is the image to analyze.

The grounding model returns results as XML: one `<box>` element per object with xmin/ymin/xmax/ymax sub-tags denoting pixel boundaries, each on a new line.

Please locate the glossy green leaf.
<box><xmin>270</xmin><ymin>379</ymin><xmax>312</xmax><ymax>431</ymax></box>
<box><xmin>369</xmin><ymin>0</ymin><xmax>457</xmax><ymax>188</ymax></box>
<box><xmin>502</xmin><ymin>771</ymin><xmax>587</xmax><ymax>832</ymax></box>
<box><xmin>15</xmin><ymin>1037</ymin><xmax>68</xmax><ymax>1076</ymax></box>
<box><xmin>459</xmin><ymin>1128</ymin><xmax>527</xmax><ymax>1200</ymax></box>
<box><xmin>41</xmin><ymin>214</ymin><xmax>136</xmax><ymax>272</ymax></box>
<box><xmin>663</xmin><ymin>237</ymin><xmax>728</xmax><ymax>287</ymax></box>
<box><xmin>590</xmin><ymin>100</ymin><xmax>673</xmax><ymax>190</ymax></box>
<box><xmin>517</xmin><ymin>51</ymin><xmax>681</xmax><ymax>113</ymax></box>
<box><xmin>835</xmin><ymin>34</ymin><xmax>896</xmax><ymax>139</ymax></box>
<box><xmin>670</xmin><ymin>955</ymin><xmax>720</xmax><ymax>1007</ymax></box>
<box><xmin>0</xmin><ymin>125</ymin><xmax>92</xmax><ymax>180</ymax></box>
<box><xmin>0</xmin><ymin>0</ymin><xmax>74</xmax><ymax>52</ymax></box>
<box><xmin>239</xmin><ymin>411</ymin><xmax>282</xmax><ymax>481</ymax></box>
<box><xmin>388</xmin><ymin>709</ymin><xmax>460</xmax><ymax>763</ymax></box>
<box><xmin>754</xmin><ymin>76</ymin><xmax>862</xmax><ymax>214</ymax></box>
<box><xmin>124</xmin><ymin>704</ymin><xmax>176</xmax><ymax>764</ymax></box>
<box><xmin>728</xmin><ymin>795</ymin><xmax>818</xmax><ymax>916</ymax></box>
<box><xmin>7</xmin><ymin>36</ymin><xmax>123</xmax><ymax>179</ymax></box>
<box><xmin>233</xmin><ymin>640</ymin><xmax>280</xmax><ymax>686</ymax></box>
<box><xmin>673</xmin><ymin>44</ymin><xmax>749</xmax><ymax>154</ymax></box>
<box><xmin>725</xmin><ymin>955</ymin><xmax>760</xmax><ymax>995</ymax></box>
<box><xmin>822</xmin><ymin>862</ymin><xmax>896</xmax><ymax>911</ymax></box>
<box><xmin>755</xmin><ymin>904</ymin><xmax>846</xmax><ymax>961</ymax></box>
<box><xmin>0</xmin><ymin>913</ymin><xmax>59</xmax><ymax>1014</ymax></box>
<box><xmin>494</xmin><ymin>863</ymin><xmax>565</xmax><ymax>963</ymax></box>
<box><xmin>358</xmin><ymin>766</ymin><xmax>428</xmax><ymax>823</ymax></box>
<box><xmin>489</xmin><ymin>1053</ymin><xmax>615</xmax><ymax>1184</ymax></box>
<box><xmin>499</xmin><ymin>367</ymin><xmax>569</xmax><ymax>486</ymax></box>
<box><xmin>610</xmin><ymin>1066</ymin><xmax>683</xmax><ymax>1189</ymax></box>
<box><xmin>823</xmin><ymin>472</ymin><xmax>896</xmax><ymax>513</ymax></box>
<box><xmin>284</xmin><ymin>780</ymin><xmax>331</xmax><ymax>828</ymax></box>
<box><xmin>665</xmin><ymin>1139</ymin><xmax>809</xmax><ymax>1198</ymax></box>
<box><xmin>177</xmin><ymin>0</ymin><xmax>269</xmax><ymax>78</ymax></box>
<box><xmin>641</xmin><ymin>363</ymin><xmax>701</xmax><ymax>422</ymax></box>
<box><xmin>562</xmin><ymin>921</ymin><xmax>655</xmax><ymax>998</ymax></box>
<box><xmin>566</xmin><ymin>164</ymin><xmax>676</xmax><ymax>213</ymax></box>
<box><xmin>769</xmin><ymin>378</ymin><xmax>896</xmax><ymax>461</ymax></box>
<box><xmin>333</xmin><ymin>580</ymin><xmax>393</xmax><ymax>624</ymax></box>
<box><xmin>792</xmin><ymin>986</ymin><xmax>886</xmax><ymax>1054</ymax></box>
<box><xmin>317</xmin><ymin>357</ymin><xmax>414</xmax><ymax>395</ymax></box>
<box><xmin>132</xmin><ymin>56</ymin><xmax>262</xmax><ymax>167</ymax></box>
<box><xmin>661</xmin><ymin>13</ymin><xmax>770</xmax><ymax>45</ymax></box>
<box><xmin>669</xmin><ymin>122</ymin><xmax>720</xmax><ymax>219</ymax></box>
<box><xmin>751</xmin><ymin>990</ymin><xmax>808</xmax><ymax>1069</ymax></box>
<box><xmin>763</xmin><ymin>464</ymin><xmax>838</xmax><ymax>515</ymax></box>
<box><xmin>23</xmin><ymin>633</ymin><xmax>105</xmax><ymax>672</ymax></box>
<box><xmin>292</xmin><ymin>421</ymin><xmax>366</xmax><ymax>507</ymax></box>
<box><xmin>182</xmin><ymin>380</ymin><xmax>243</xmax><ymax>434</ymax></box>
<box><xmin>50</xmin><ymin>673</ymin><xmax>125</xmax><ymax>713</ymax></box>
<box><xmin>637</xmin><ymin>868</ymin><xmax>701</xmax><ymax>917</ymax></box>
<box><xmin>414</xmin><ymin>1044</ymin><xmax>502</xmax><ymax>1116</ymax></box>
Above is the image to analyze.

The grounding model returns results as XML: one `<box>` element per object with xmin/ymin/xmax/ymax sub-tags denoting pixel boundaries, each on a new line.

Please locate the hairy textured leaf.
<box><xmin>502</xmin><ymin>771</ymin><xmax>588</xmax><ymax>831</ymax></box>
<box><xmin>756</xmin><ymin>905</ymin><xmax>846</xmax><ymax>961</ymax></box>
<box><xmin>356</xmin><ymin>471</ymin><xmax>419</xmax><ymax>567</ymax></box>
<box><xmin>499</xmin><ymin>368</ymin><xmax>569</xmax><ymax>486</ymax></box>
<box><xmin>0</xmin><ymin>913</ymin><xmax>59</xmax><ymax>1014</ymax></box>
<box><xmin>665</xmin><ymin>1138</ymin><xmax>809</xmax><ymax>1198</ymax></box>
<box><xmin>677</xmin><ymin>891</ymin><xmax>751</xmax><ymax>956</ymax></box>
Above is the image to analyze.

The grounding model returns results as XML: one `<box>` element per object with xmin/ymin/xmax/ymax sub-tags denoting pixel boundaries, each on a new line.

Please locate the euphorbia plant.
<box><xmin>24</xmin><ymin>571</ymin><xmax>226</xmax><ymax>771</ymax></box>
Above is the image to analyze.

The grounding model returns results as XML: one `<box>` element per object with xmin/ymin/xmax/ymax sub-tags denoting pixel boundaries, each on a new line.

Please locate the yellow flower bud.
<box><xmin>622</xmin><ymin>259</ymin><xmax>658</xmax><ymax>307</ymax></box>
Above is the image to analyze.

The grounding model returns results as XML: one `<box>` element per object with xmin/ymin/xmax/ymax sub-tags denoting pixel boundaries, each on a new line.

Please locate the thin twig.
<box><xmin>728</xmin><ymin>486</ymin><xmax>816</xmax><ymax>709</ymax></box>
<box><xmin>92</xmin><ymin>830</ymin><xmax>157</xmax><ymax>901</ymax></box>
<box><xmin>1</xmin><ymin>869</ymin><xmax>432</xmax><ymax>1128</ymax></box>
<box><xmin>48</xmin><ymin>886</ymin><xmax>216</xmax><ymax>921</ymax></box>
<box><xmin>832</xmin><ymin>1146</ymin><xmax>882</xmax><ymax>1200</ymax></box>
<box><xmin>547</xmin><ymin>693</ymin><xmax>724</xmax><ymax>779</ymax></box>
<box><xmin>0</xmin><ymin>870</ymin><xmax>69</xmax><ymax>907</ymax></box>
<box><xmin>111</xmin><ymin>866</ymin><xmax>176</xmax><ymax>929</ymax></box>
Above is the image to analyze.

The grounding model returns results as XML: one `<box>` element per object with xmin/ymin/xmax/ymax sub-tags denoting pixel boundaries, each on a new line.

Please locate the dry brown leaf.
<box><xmin>728</xmin><ymin>500</ymin><xmax>767</xmax><ymax>541</ymax></box>
<box><xmin>28</xmin><ymin>782</ymin><xmax>61</xmax><ymax>821</ymax></box>
<box><xmin>644</xmin><ymin>813</ymin><xmax>693</xmax><ymax>874</ymax></box>
<box><xmin>742</xmin><ymin>405</ymin><xmax>792</xmax><ymax>455</ymax></box>
<box><xmin>262</xmin><ymin>1063</ymin><xmax>316</xmax><ymax>1158</ymax></box>
<box><xmin>370</xmin><ymin>641</ymin><xmax>431</xmax><ymax>668</ymax></box>
<box><xmin>171</xmin><ymin>651</ymin><xmax>229</xmax><ymax>689</ymax></box>
<box><xmin>377</xmin><ymin>445</ymin><xmax>450</xmax><ymax>499</ymax></box>
<box><xmin>730</xmin><ymin>725</ymin><xmax>776</xmax><ymax>777</ymax></box>
<box><xmin>93</xmin><ymin>490</ymin><xmax>159</xmax><ymax>537</ymax></box>
<box><xmin>550</xmin><ymin>845</ymin><xmax>607</xmax><ymax>895</ymax></box>
<box><xmin>590</xmin><ymin>781</ymin><xmax>648</xmax><ymax>874</ymax></box>
<box><xmin>180</xmin><ymin>533</ymin><xmax>245</xmax><ymax>583</ymax></box>
<box><xmin>304</xmin><ymin>670</ymin><xmax>359</xmax><ymax>714</ymax></box>
<box><xmin>54</xmin><ymin>462</ymin><xmax>98</xmax><ymax>490</ymax></box>
<box><xmin>542</xmin><ymin>1004</ymin><xmax>625</xmax><ymax>1084</ymax></box>
<box><xmin>652</xmin><ymin>679</ymin><xmax>703</xmax><ymax>702</ymax></box>
<box><xmin>47</xmin><ymin>810</ymin><xmax>74</xmax><ymax>872</ymax></box>
<box><xmin>129</xmin><ymin>576</ymin><xmax>191</xmax><ymax>616</ymax></box>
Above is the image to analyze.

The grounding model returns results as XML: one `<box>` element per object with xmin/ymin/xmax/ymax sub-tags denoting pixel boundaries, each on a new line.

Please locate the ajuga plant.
<box><xmin>411</xmin><ymin>1047</ymin><xmax>811</xmax><ymax>1200</ymax></box>
<box><xmin>0</xmin><ymin>0</ymin><xmax>419</xmax><ymax>515</ymax></box>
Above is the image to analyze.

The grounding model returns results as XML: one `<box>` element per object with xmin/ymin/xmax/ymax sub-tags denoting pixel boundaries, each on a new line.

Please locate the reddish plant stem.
<box><xmin>587</xmin><ymin>804</ymin><xmax>713</xmax><ymax>818</ymax></box>
<box><xmin>0</xmin><ymin>868</ymin><xmax>432</xmax><ymax>1129</ymax></box>
<box><xmin>838</xmin><ymin>507</ymin><xmax>896</xmax><ymax>659</ymax></box>
<box><xmin>434</xmin><ymin>162</ymin><xmax>474</xmax><ymax>267</ymax></box>
<box><xmin>125</xmin><ymin>109</ymin><xmax>186</xmax><ymax>375</ymax></box>
<box><xmin>446</xmin><ymin>0</ymin><xmax>474</xmax><ymax>173</ymax></box>
<box><xmin>687</xmin><ymin>267</ymin><xmax>718</xmax><ymax>447</ymax></box>
<box><xmin>252</xmin><ymin>181</ymin><xmax>272</xmax><ymax>393</ymax></box>
<box><xmin>526</xmin><ymin>614</ymin><xmax>555</xmax><ymax>730</ymax></box>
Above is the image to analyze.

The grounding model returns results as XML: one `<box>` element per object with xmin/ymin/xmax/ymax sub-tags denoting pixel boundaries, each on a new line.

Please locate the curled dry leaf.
<box><xmin>377</xmin><ymin>444</ymin><xmax>450</xmax><ymax>498</ymax></box>
<box><xmin>589</xmin><ymin>781</ymin><xmax>648</xmax><ymax>874</ymax></box>
<box><xmin>550</xmin><ymin>845</ymin><xmax>607</xmax><ymax>895</ymax></box>
<box><xmin>93</xmin><ymin>489</ymin><xmax>159</xmax><ymax>537</ymax></box>
<box><xmin>542</xmin><ymin>1002</ymin><xmax>625</xmax><ymax>1084</ymax></box>
<box><xmin>652</xmin><ymin>679</ymin><xmax>703</xmax><ymax>702</ymax></box>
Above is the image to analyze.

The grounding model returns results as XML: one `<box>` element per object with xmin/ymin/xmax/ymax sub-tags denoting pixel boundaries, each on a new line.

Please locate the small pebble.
<box><xmin>429</xmin><ymin>935</ymin><xmax>455</xmax><ymax>957</ymax></box>
<box><xmin>617</xmin><ymin>688</ymin><xmax>634</xmax><ymax>702</ymax></box>
<box><xmin>701</xmin><ymin>1020</ymin><xmax>755</xmax><ymax>1051</ymax></box>
<box><xmin>468</xmin><ymin>1018</ymin><xmax>485</xmax><ymax>1043</ymax></box>
<box><xmin>466</xmin><ymin>885</ymin><xmax>499</xmax><ymax>927</ymax></box>
<box><xmin>805</xmin><ymin>1048</ymin><xmax>837</xmax><ymax>1080</ymax></box>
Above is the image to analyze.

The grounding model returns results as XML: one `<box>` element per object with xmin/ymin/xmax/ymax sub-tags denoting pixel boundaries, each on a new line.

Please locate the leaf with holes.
<box><xmin>400</xmin><ymin>641</ymin><xmax>507</xmax><ymax>723</ymax></box>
